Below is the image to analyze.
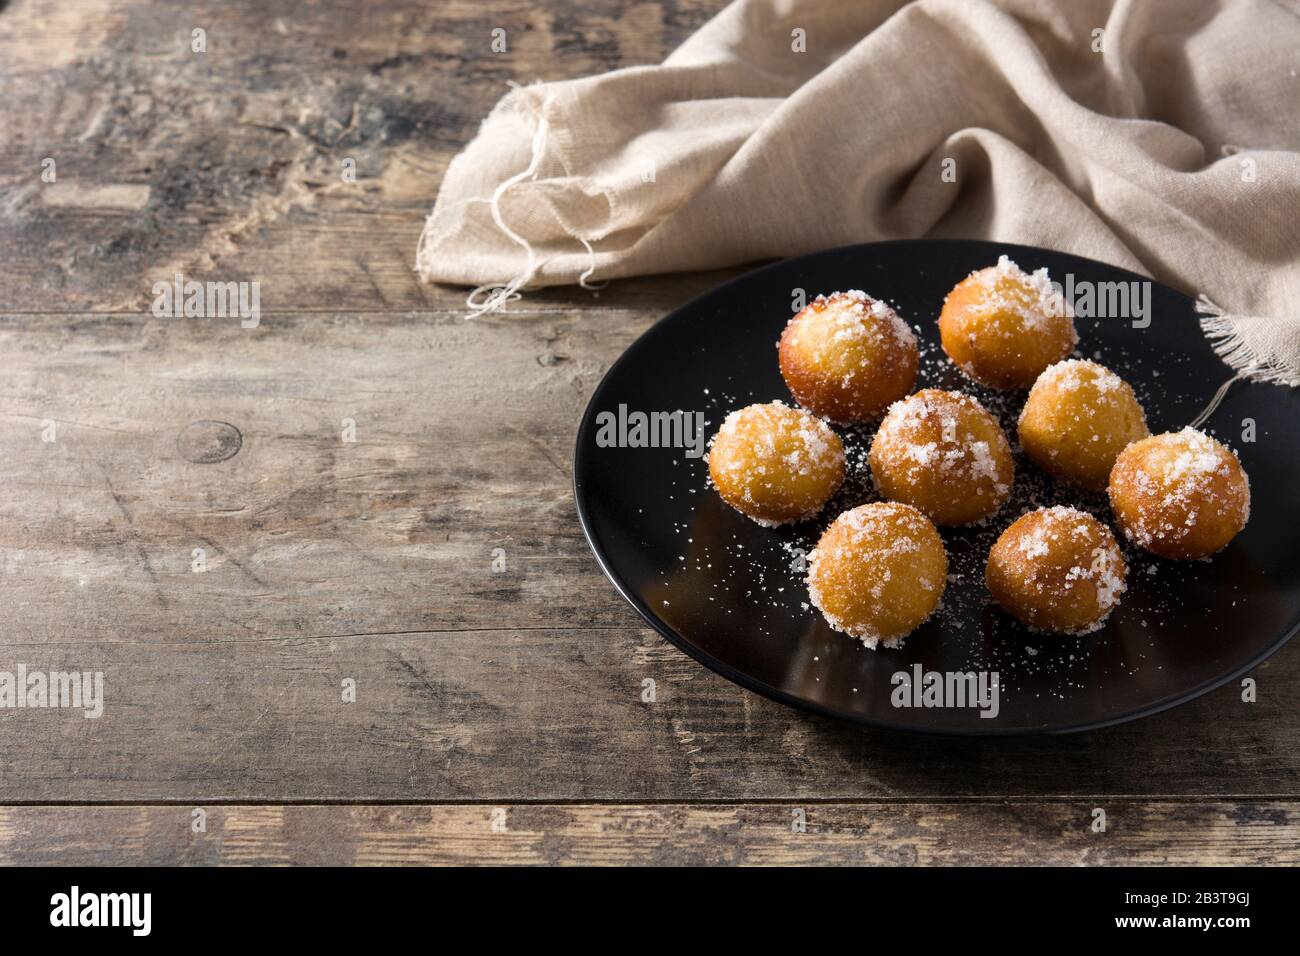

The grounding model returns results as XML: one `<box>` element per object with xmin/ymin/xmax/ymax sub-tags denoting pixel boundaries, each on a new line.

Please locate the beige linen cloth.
<box><xmin>417</xmin><ymin>0</ymin><xmax>1300</xmax><ymax>389</ymax></box>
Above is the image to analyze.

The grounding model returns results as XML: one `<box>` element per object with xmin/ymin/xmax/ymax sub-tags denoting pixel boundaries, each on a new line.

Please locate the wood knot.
<box><xmin>178</xmin><ymin>420</ymin><xmax>242</xmax><ymax>464</ymax></box>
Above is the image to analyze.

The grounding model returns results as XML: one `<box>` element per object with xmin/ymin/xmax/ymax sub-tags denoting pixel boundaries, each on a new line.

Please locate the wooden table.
<box><xmin>0</xmin><ymin>0</ymin><xmax>1295</xmax><ymax>866</ymax></box>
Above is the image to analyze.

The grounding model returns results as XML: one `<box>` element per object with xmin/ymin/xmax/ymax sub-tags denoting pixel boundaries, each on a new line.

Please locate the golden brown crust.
<box><xmin>1107</xmin><ymin>428</ymin><xmax>1250</xmax><ymax>559</ymax></box>
<box><xmin>868</xmin><ymin>388</ymin><xmax>1014</xmax><ymax>526</ymax></box>
<box><xmin>806</xmin><ymin>502</ymin><xmax>947</xmax><ymax>648</ymax></box>
<box><xmin>707</xmin><ymin>401</ymin><xmax>845</xmax><ymax>526</ymax></box>
<box><xmin>1018</xmin><ymin>359</ymin><xmax>1149</xmax><ymax>491</ymax></box>
<box><xmin>778</xmin><ymin>291</ymin><xmax>918</xmax><ymax>422</ymax></box>
<box><xmin>938</xmin><ymin>257</ymin><xmax>1077</xmax><ymax>390</ymax></box>
<box><xmin>985</xmin><ymin>506</ymin><xmax>1127</xmax><ymax>635</ymax></box>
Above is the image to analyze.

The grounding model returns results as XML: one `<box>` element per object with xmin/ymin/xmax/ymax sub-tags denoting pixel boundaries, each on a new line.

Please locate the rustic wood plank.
<box><xmin>1</xmin><ymin>801</ymin><xmax>1295</xmax><ymax>865</ymax></box>
<box><xmin>0</xmin><ymin>308</ymin><xmax>646</xmax><ymax>637</ymax></box>
<box><xmin>0</xmin><ymin>0</ymin><xmax>733</xmax><ymax>313</ymax></box>
<box><xmin>0</xmin><ymin>629</ymin><xmax>1294</xmax><ymax>802</ymax></box>
<box><xmin>0</xmin><ymin>307</ymin><xmax>1297</xmax><ymax>802</ymax></box>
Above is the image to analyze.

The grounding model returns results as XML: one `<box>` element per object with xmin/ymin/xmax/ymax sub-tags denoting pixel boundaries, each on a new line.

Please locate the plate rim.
<box><xmin>572</xmin><ymin>238</ymin><xmax>1299</xmax><ymax>736</ymax></box>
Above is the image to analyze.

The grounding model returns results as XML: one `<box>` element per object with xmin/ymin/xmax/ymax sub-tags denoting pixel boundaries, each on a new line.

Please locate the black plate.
<box><xmin>573</xmin><ymin>240</ymin><xmax>1300</xmax><ymax>734</ymax></box>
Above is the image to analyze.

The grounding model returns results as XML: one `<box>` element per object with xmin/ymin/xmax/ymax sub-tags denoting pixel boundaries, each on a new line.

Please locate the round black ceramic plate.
<box><xmin>574</xmin><ymin>240</ymin><xmax>1300</xmax><ymax>734</ymax></box>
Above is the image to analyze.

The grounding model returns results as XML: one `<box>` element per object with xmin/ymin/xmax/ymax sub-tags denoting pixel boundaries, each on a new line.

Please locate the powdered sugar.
<box><xmin>872</xmin><ymin>389</ymin><xmax>1014</xmax><ymax>507</ymax></box>
<box><xmin>1110</xmin><ymin>427</ymin><xmax>1250</xmax><ymax>554</ymax></box>
<box><xmin>707</xmin><ymin>401</ymin><xmax>845</xmax><ymax>525</ymax></box>
<box><xmin>1164</xmin><ymin>427</ymin><xmax>1231</xmax><ymax>483</ymax></box>
<box><xmin>970</xmin><ymin>254</ymin><xmax>1070</xmax><ymax>329</ymax></box>
<box><xmin>806</xmin><ymin>502</ymin><xmax>944</xmax><ymax>649</ymax></box>
<box><xmin>1035</xmin><ymin>358</ymin><xmax>1123</xmax><ymax>396</ymax></box>
<box><xmin>991</xmin><ymin>506</ymin><xmax>1128</xmax><ymax>635</ymax></box>
<box><xmin>787</xmin><ymin>290</ymin><xmax>916</xmax><ymax>352</ymax></box>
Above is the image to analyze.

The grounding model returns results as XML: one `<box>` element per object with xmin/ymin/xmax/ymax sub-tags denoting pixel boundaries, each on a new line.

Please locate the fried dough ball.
<box><xmin>807</xmin><ymin>502</ymin><xmax>947</xmax><ymax>649</ymax></box>
<box><xmin>869</xmin><ymin>389</ymin><xmax>1014</xmax><ymax>526</ymax></box>
<box><xmin>939</xmin><ymin>255</ymin><xmax>1077</xmax><ymax>389</ymax></box>
<box><xmin>1107</xmin><ymin>427</ymin><xmax>1250</xmax><ymax>559</ymax></box>
<box><xmin>779</xmin><ymin>290</ymin><xmax>918</xmax><ymax>422</ymax></box>
<box><xmin>985</xmin><ymin>506</ymin><xmax>1127</xmax><ymax>635</ymax></box>
<box><xmin>1018</xmin><ymin>359</ymin><xmax>1149</xmax><ymax>491</ymax></box>
<box><xmin>707</xmin><ymin>401</ymin><xmax>845</xmax><ymax>526</ymax></box>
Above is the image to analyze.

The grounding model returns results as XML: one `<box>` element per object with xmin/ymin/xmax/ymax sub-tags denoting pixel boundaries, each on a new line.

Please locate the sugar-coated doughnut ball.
<box><xmin>869</xmin><ymin>389</ymin><xmax>1014</xmax><ymax>526</ymax></box>
<box><xmin>807</xmin><ymin>502</ymin><xmax>947</xmax><ymax>649</ymax></box>
<box><xmin>779</xmin><ymin>290</ymin><xmax>918</xmax><ymax>422</ymax></box>
<box><xmin>939</xmin><ymin>255</ymin><xmax>1077</xmax><ymax>389</ymax></box>
<box><xmin>1107</xmin><ymin>427</ymin><xmax>1250</xmax><ymax>559</ymax></box>
<box><xmin>1018</xmin><ymin>359</ymin><xmax>1149</xmax><ymax>490</ymax></box>
<box><xmin>707</xmin><ymin>401</ymin><xmax>845</xmax><ymax>526</ymax></box>
<box><xmin>986</xmin><ymin>506</ymin><xmax>1127</xmax><ymax>635</ymax></box>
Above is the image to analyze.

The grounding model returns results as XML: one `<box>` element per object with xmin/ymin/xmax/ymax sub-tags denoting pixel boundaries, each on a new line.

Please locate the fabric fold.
<box><xmin>416</xmin><ymin>0</ymin><xmax>1300</xmax><ymax>337</ymax></box>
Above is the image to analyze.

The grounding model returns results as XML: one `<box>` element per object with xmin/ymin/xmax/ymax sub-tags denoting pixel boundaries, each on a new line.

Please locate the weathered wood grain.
<box><xmin>0</xmin><ymin>309</ymin><xmax>642</xmax><ymax>637</ymax></box>
<box><xmin>0</xmin><ymin>0</ymin><xmax>732</xmax><ymax>314</ymax></box>
<box><xmin>0</xmin><ymin>630</ymin><xmax>1295</xmax><ymax>803</ymax></box>
<box><xmin>1</xmin><ymin>801</ymin><xmax>1296</xmax><ymax>865</ymax></box>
